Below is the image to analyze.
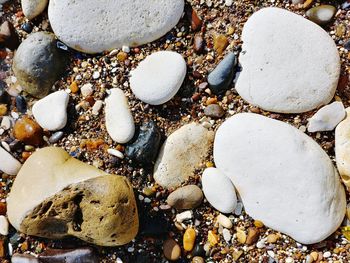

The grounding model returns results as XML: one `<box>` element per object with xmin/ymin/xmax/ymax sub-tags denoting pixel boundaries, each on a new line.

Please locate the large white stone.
<box><xmin>130</xmin><ymin>51</ymin><xmax>187</xmax><ymax>105</ymax></box>
<box><xmin>21</xmin><ymin>0</ymin><xmax>48</xmax><ymax>20</ymax></box>
<box><xmin>32</xmin><ymin>90</ymin><xmax>69</xmax><ymax>131</ymax></box>
<box><xmin>202</xmin><ymin>168</ymin><xmax>237</xmax><ymax>214</ymax></box>
<box><xmin>214</xmin><ymin>113</ymin><xmax>346</xmax><ymax>244</ymax></box>
<box><xmin>308</xmin><ymin>101</ymin><xmax>345</xmax><ymax>132</ymax></box>
<box><xmin>0</xmin><ymin>146</ymin><xmax>21</xmax><ymax>175</ymax></box>
<box><xmin>105</xmin><ymin>88</ymin><xmax>135</xmax><ymax>144</ymax></box>
<box><xmin>154</xmin><ymin>123</ymin><xmax>214</xmax><ymax>189</ymax></box>
<box><xmin>48</xmin><ymin>0</ymin><xmax>184</xmax><ymax>54</ymax></box>
<box><xmin>335</xmin><ymin>107</ymin><xmax>350</xmax><ymax>190</ymax></box>
<box><xmin>236</xmin><ymin>7</ymin><xmax>340</xmax><ymax>113</ymax></box>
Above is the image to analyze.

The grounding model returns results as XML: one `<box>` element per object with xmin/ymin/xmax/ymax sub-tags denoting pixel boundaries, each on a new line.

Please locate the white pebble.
<box><xmin>256</xmin><ymin>239</ymin><xmax>266</xmax><ymax>249</ymax></box>
<box><xmin>81</xmin><ymin>83</ymin><xmax>94</xmax><ymax>97</ymax></box>
<box><xmin>1</xmin><ymin>116</ymin><xmax>12</xmax><ymax>130</ymax></box>
<box><xmin>267</xmin><ymin>250</ymin><xmax>275</xmax><ymax>258</ymax></box>
<box><xmin>92</xmin><ymin>100</ymin><xmax>103</xmax><ymax>115</ymax></box>
<box><xmin>176</xmin><ymin>210</ymin><xmax>193</xmax><ymax>222</ymax></box>
<box><xmin>92</xmin><ymin>71</ymin><xmax>100</xmax><ymax>79</ymax></box>
<box><xmin>285</xmin><ymin>257</ymin><xmax>294</xmax><ymax>263</ymax></box>
<box><xmin>107</xmin><ymin>148</ymin><xmax>124</xmax><ymax>159</ymax></box>
<box><xmin>222</xmin><ymin>228</ymin><xmax>232</xmax><ymax>242</ymax></box>
<box><xmin>0</xmin><ymin>146</ymin><xmax>21</xmax><ymax>175</ymax></box>
<box><xmin>225</xmin><ymin>0</ymin><xmax>233</xmax><ymax>6</ymax></box>
<box><xmin>323</xmin><ymin>251</ymin><xmax>331</xmax><ymax>258</ymax></box>
<box><xmin>122</xmin><ymin>45</ymin><xmax>130</xmax><ymax>53</ymax></box>
<box><xmin>216</xmin><ymin>214</ymin><xmax>232</xmax><ymax>229</ymax></box>
<box><xmin>0</xmin><ymin>216</ymin><xmax>9</xmax><ymax>235</ymax></box>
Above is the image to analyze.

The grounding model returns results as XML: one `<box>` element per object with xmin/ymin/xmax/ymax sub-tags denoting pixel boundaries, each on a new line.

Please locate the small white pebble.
<box><xmin>11</xmin><ymin>111</ymin><xmax>19</xmax><ymax>119</ymax></box>
<box><xmin>92</xmin><ymin>71</ymin><xmax>100</xmax><ymax>79</ymax></box>
<box><xmin>267</xmin><ymin>250</ymin><xmax>275</xmax><ymax>258</ymax></box>
<box><xmin>285</xmin><ymin>257</ymin><xmax>294</xmax><ymax>263</ymax></box>
<box><xmin>144</xmin><ymin>197</ymin><xmax>151</xmax><ymax>203</ymax></box>
<box><xmin>256</xmin><ymin>240</ymin><xmax>265</xmax><ymax>249</ymax></box>
<box><xmin>323</xmin><ymin>251</ymin><xmax>331</xmax><ymax>258</ymax></box>
<box><xmin>92</xmin><ymin>100</ymin><xmax>103</xmax><ymax>115</ymax></box>
<box><xmin>116</xmin><ymin>258</ymin><xmax>123</xmax><ymax>263</ymax></box>
<box><xmin>222</xmin><ymin>228</ymin><xmax>232</xmax><ymax>242</ymax></box>
<box><xmin>0</xmin><ymin>216</ymin><xmax>9</xmax><ymax>236</ymax></box>
<box><xmin>127</xmin><ymin>247</ymin><xmax>134</xmax><ymax>253</ymax></box>
<box><xmin>225</xmin><ymin>0</ymin><xmax>233</xmax><ymax>6</ymax></box>
<box><xmin>81</xmin><ymin>83</ymin><xmax>94</xmax><ymax>97</ymax></box>
<box><xmin>122</xmin><ymin>45</ymin><xmax>130</xmax><ymax>53</ymax></box>
<box><xmin>176</xmin><ymin>210</ymin><xmax>193</xmax><ymax>222</ymax></box>
<box><xmin>107</xmin><ymin>148</ymin><xmax>124</xmax><ymax>159</ymax></box>
<box><xmin>1</xmin><ymin>116</ymin><xmax>12</xmax><ymax>130</ymax></box>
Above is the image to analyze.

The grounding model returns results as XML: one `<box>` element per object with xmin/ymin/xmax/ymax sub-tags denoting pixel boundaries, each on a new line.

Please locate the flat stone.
<box><xmin>12</xmin><ymin>254</ymin><xmax>39</xmax><ymax>263</ymax></box>
<box><xmin>308</xmin><ymin>101</ymin><xmax>345</xmax><ymax>132</ymax></box>
<box><xmin>7</xmin><ymin>147</ymin><xmax>139</xmax><ymax>246</ymax></box>
<box><xmin>236</xmin><ymin>7</ymin><xmax>340</xmax><ymax>113</ymax></box>
<box><xmin>48</xmin><ymin>0</ymin><xmax>184</xmax><ymax>54</ymax></box>
<box><xmin>12</xmin><ymin>32</ymin><xmax>68</xmax><ymax>98</ymax></box>
<box><xmin>0</xmin><ymin>146</ymin><xmax>21</xmax><ymax>175</ymax></box>
<box><xmin>32</xmin><ymin>91</ymin><xmax>69</xmax><ymax>131</ymax></box>
<box><xmin>335</xmin><ymin>108</ymin><xmax>350</xmax><ymax>190</ymax></box>
<box><xmin>125</xmin><ymin>121</ymin><xmax>162</xmax><ymax>164</ymax></box>
<box><xmin>167</xmin><ymin>185</ymin><xmax>203</xmax><ymax>209</ymax></box>
<box><xmin>154</xmin><ymin>123</ymin><xmax>214</xmax><ymax>189</ymax></box>
<box><xmin>21</xmin><ymin>0</ymin><xmax>48</xmax><ymax>20</ymax></box>
<box><xmin>306</xmin><ymin>5</ymin><xmax>336</xmax><ymax>26</ymax></box>
<box><xmin>105</xmin><ymin>88</ymin><xmax>135</xmax><ymax>144</ymax></box>
<box><xmin>38</xmin><ymin>248</ymin><xmax>98</xmax><ymax>263</ymax></box>
<box><xmin>130</xmin><ymin>51</ymin><xmax>187</xmax><ymax>105</ymax></box>
<box><xmin>214</xmin><ymin>113</ymin><xmax>346</xmax><ymax>244</ymax></box>
<box><xmin>208</xmin><ymin>52</ymin><xmax>237</xmax><ymax>94</ymax></box>
<box><xmin>202</xmin><ymin>167</ymin><xmax>237</xmax><ymax>214</ymax></box>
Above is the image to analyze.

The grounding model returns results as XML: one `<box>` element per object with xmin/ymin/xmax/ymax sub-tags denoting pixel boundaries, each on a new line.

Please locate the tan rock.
<box><xmin>154</xmin><ymin>123</ymin><xmax>214</xmax><ymax>189</ymax></box>
<box><xmin>7</xmin><ymin>147</ymin><xmax>138</xmax><ymax>246</ymax></box>
<box><xmin>335</xmin><ymin>108</ymin><xmax>350</xmax><ymax>190</ymax></box>
<box><xmin>245</xmin><ymin>227</ymin><xmax>260</xmax><ymax>245</ymax></box>
<box><xmin>163</xmin><ymin>239</ymin><xmax>181</xmax><ymax>261</ymax></box>
<box><xmin>167</xmin><ymin>185</ymin><xmax>203</xmax><ymax>209</ymax></box>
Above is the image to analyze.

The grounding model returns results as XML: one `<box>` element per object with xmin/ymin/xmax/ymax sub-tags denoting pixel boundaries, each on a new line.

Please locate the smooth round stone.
<box><xmin>306</xmin><ymin>5</ymin><xmax>336</xmax><ymax>26</ymax></box>
<box><xmin>154</xmin><ymin>123</ymin><xmax>214</xmax><ymax>189</ymax></box>
<box><xmin>208</xmin><ymin>52</ymin><xmax>237</xmax><ymax>95</ymax></box>
<box><xmin>32</xmin><ymin>90</ymin><xmax>69</xmax><ymax>131</ymax></box>
<box><xmin>49</xmin><ymin>131</ymin><xmax>64</xmax><ymax>144</ymax></box>
<box><xmin>236</xmin><ymin>7</ymin><xmax>340</xmax><ymax>113</ymax></box>
<box><xmin>48</xmin><ymin>0</ymin><xmax>184</xmax><ymax>54</ymax></box>
<box><xmin>202</xmin><ymin>167</ymin><xmax>237</xmax><ymax>214</ymax></box>
<box><xmin>307</xmin><ymin>101</ymin><xmax>345</xmax><ymax>132</ymax></box>
<box><xmin>335</xmin><ymin>107</ymin><xmax>350</xmax><ymax>189</ymax></box>
<box><xmin>0</xmin><ymin>146</ymin><xmax>21</xmax><ymax>175</ymax></box>
<box><xmin>105</xmin><ymin>88</ymin><xmax>135</xmax><ymax>144</ymax></box>
<box><xmin>12</xmin><ymin>32</ymin><xmax>68</xmax><ymax>98</ymax></box>
<box><xmin>214</xmin><ymin>113</ymin><xmax>346</xmax><ymax>244</ymax></box>
<box><xmin>21</xmin><ymin>0</ymin><xmax>48</xmax><ymax>20</ymax></box>
<box><xmin>126</xmin><ymin>121</ymin><xmax>162</xmax><ymax>164</ymax></box>
<box><xmin>13</xmin><ymin>116</ymin><xmax>43</xmax><ymax>146</ymax></box>
<box><xmin>167</xmin><ymin>185</ymin><xmax>203</xmax><ymax>209</ymax></box>
<box><xmin>163</xmin><ymin>239</ymin><xmax>181</xmax><ymax>261</ymax></box>
<box><xmin>192</xmin><ymin>256</ymin><xmax>205</xmax><ymax>263</ymax></box>
<box><xmin>204</xmin><ymin>104</ymin><xmax>225</xmax><ymax>119</ymax></box>
<box><xmin>130</xmin><ymin>51</ymin><xmax>187</xmax><ymax>105</ymax></box>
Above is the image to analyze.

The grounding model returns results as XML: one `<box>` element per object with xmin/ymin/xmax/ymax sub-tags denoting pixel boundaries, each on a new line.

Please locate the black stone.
<box><xmin>192</xmin><ymin>244</ymin><xmax>205</xmax><ymax>257</ymax></box>
<box><xmin>345</xmin><ymin>39</ymin><xmax>350</xmax><ymax>51</ymax></box>
<box><xmin>21</xmin><ymin>22</ymin><xmax>33</xmax><ymax>33</ymax></box>
<box><xmin>0</xmin><ymin>80</ymin><xmax>9</xmax><ymax>104</ymax></box>
<box><xmin>126</xmin><ymin>121</ymin><xmax>161</xmax><ymax>165</ymax></box>
<box><xmin>15</xmin><ymin>95</ymin><xmax>27</xmax><ymax>113</ymax></box>
<box><xmin>38</xmin><ymin>247</ymin><xmax>98</xmax><ymax>263</ymax></box>
<box><xmin>140</xmin><ymin>214</ymin><xmax>169</xmax><ymax>236</ymax></box>
<box><xmin>207</xmin><ymin>52</ymin><xmax>237</xmax><ymax>94</ymax></box>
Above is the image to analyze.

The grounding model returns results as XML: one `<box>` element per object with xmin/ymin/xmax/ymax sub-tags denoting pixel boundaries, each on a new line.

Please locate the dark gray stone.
<box><xmin>0</xmin><ymin>81</ymin><xmax>9</xmax><ymax>104</ymax></box>
<box><xmin>49</xmin><ymin>131</ymin><xmax>64</xmax><ymax>144</ymax></box>
<box><xmin>126</xmin><ymin>121</ymin><xmax>161</xmax><ymax>164</ymax></box>
<box><xmin>16</xmin><ymin>96</ymin><xmax>27</xmax><ymax>113</ymax></box>
<box><xmin>12</xmin><ymin>32</ymin><xmax>68</xmax><ymax>98</ymax></box>
<box><xmin>38</xmin><ymin>248</ymin><xmax>98</xmax><ymax>263</ymax></box>
<box><xmin>204</xmin><ymin>104</ymin><xmax>225</xmax><ymax>119</ymax></box>
<box><xmin>208</xmin><ymin>52</ymin><xmax>237</xmax><ymax>94</ymax></box>
<box><xmin>345</xmin><ymin>39</ymin><xmax>350</xmax><ymax>51</ymax></box>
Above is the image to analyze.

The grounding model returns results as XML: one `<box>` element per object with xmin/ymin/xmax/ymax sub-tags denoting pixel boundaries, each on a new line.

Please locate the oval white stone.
<box><xmin>130</xmin><ymin>51</ymin><xmax>187</xmax><ymax>105</ymax></box>
<box><xmin>48</xmin><ymin>0</ymin><xmax>184</xmax><ymax>54</ymax></box>
<box><xmin>32</xmin><ymin>90</ymin><xmax>69</xmax><ymax>131</ymax></box>
<box><xmin>22</xmin><ymin>0</ymin><xmax>48</xmax><ymax>20</ymax></box>
<box><xmin>236</xmin><ymin>7</ymin><xmax>340</xmax><ymax>113</ymax></box>
<box><xmin>0</xmin><ymin>146</ymin><xmax>21</xmax><ymax>175</ymax></box>
<box><xmin>214</xmin><ymin>113</ymin><xmax>346</xmax><ymax>244</ymax></box>
<box><xmin>105</xmin><ymin>88</ymin><xmax>135</xmax><ymax>144</ymax></box>
<box><xmin>202</xmin><ymin>168</ymin><xmax>237</xmax><ymax>214</ymax></box>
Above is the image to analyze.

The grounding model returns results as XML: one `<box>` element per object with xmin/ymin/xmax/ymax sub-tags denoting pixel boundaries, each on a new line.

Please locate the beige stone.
<box><xmin>7</xmin><ymin>147</ymin><xmax>138</xmax><ymax>246</ymax></box>
<box><xmin>335</xmin><ymin>108</ymin><xmax>350</xmax><ymax>190</ymax></box>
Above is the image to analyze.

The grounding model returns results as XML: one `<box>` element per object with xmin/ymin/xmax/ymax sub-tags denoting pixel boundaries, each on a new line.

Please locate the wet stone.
<box><xmin>0</xmin><ymin>81</ymin><xmax>9</xmax><ymax>104</ymax></box>
<box><xmin>163</xmin><ymin>239</ymin><xmax>181</xmax><ymax>261</ymax></box>
<box><xmin>208</xmin><ymin>52</ymin><xmax>237</xmax><ymax>94</ymax></box>
<box><xmin>193</xmin><ymin>34</ymin><xmax>204</xmax><ymax>54</ymax></box>
<box><xmin>49</xmin><ymin>131</ymin><xmax>64</xmax><ymax>144</ymax></box>
<box><xmin>0</xmin><ymin>21</ymin><xmax>19</xmax><ymax>50</ymax></box>
<box><xmin>13</xmin><ymin>116</ymin><xmax>43</xmax><ymax>146</ymax></box>
<box><xmin>15</xmin><ymin>96</ymin><xmax>27</xmax><ymax>114</ymax></box>
<box><xmin>126</xmin><ymin>121</ymin><xmax>162</xmax><ymax>165</ymax></box>
<box><xmin>204</xmin><ymin>104</ymin><xmax>225</xmax><ymax>119</ymax></box>
<box><xmin>38</xmin><ymin>247</ymin><xmax>98</xmax><ymax>263</ymax></box>
<box><xmin>191</xmin><ymin>244</ymin><xmax>205</xmax><ymax>257</ymax></box>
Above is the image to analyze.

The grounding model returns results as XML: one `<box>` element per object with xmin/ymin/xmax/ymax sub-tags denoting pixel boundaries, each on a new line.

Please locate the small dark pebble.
<box><xmin>192</xmin><ymin>244</ymin><xmax>205</xmax><ymax>257</ymax></box>
<box><xmin>126</xmin><ymin>121</ymin><xmax>162</xmax><ymax>165</ymax></box>
<box><xmin>345</xmin><ymin>39</ymin><xmax>350</xmax><ymax>50</ymax></box>
<box><xmin>140</xmin><ymin>214</ymin><xmax>169</xmax><ymax>236</ymax></box>
<box><xmin>21</xmin><ymin>22</ymin><xmax>33</xmax><ymax>33</ymax></box>
<box><xmin>15</xmin><ymin>96</ymin><xmax>27</xmax><ymax>114</ymax></box>
<box><xmin>204</xmin><ymin>104</ymin><xmax>225</xmax><ymax>119</ymax></box>
<box><xmin>0</xmin><ymin>81</ymin><xmax>9</xmax><ymax>104</ymax></box>
<box><xmin>0</xmin><ymin>21</ymin><xmax>20</xmax><ymax>50</ymax></box>
<box><xmin>38</xmin><ymin>247</ymin><xmax>98</xmax><ymax>263</ymax></box>
<box><xmin>49</xmin><ymin>131</ymin><xmax>64</xmax><ymax>144</ymax></box>
<box><xmin>208</xmin><ymin>52</ymin><xmax>237</xmax><ymax>94</ymax></box>
<box><xmin>9</xmin><ymin>139</ymin><xmax>22</xmax><ymax>151</ymax></box>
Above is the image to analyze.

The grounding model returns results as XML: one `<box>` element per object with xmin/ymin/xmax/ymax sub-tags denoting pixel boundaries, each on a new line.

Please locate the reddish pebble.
<box><xmin>13</xmin><ymin>116</ymin><xmax>43</xmax><ymax>146</ymax></box>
